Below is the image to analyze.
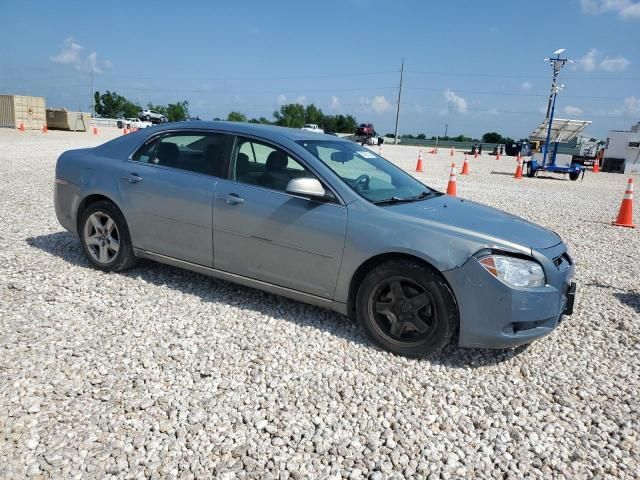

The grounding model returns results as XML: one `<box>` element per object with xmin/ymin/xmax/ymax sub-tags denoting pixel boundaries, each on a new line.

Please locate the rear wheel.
<box><xmin>569</xmin><ymin>171</ymin><xmax>580</xmax><ymax>181</ymax></box>
<box><xmin>79</xmin><ymin>201</ymin><xmax>136</xmax><ymax>272</ymax></box>
<box><xmin>356</xmin><ymin>259</ymin><xmax>458</xmax><ymax>357</ymax></box>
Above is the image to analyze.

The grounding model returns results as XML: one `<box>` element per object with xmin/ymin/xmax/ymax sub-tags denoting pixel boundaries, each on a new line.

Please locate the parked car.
<box><xmin>117</xmin><ymin>118</ymin><xmax>153</xmax><ymax>129</ymax></box>
<box><xmin>54</xmin><ymin>122</ymin><xmax>576</xmax><ymax>357</ymax></box>
<box><xmin>138</xmin><ymin>109</ymin><xmax>167</xmax><ymax>124</ymax></box>
<box><xmin>356</xmin><ymin>123</ymin><xmax>375</xmax><ymax>137</ymax></box>
<box><xmin>301</xmin><ymin>123</ymin><xmax>324</xmax><ymax>133</ymax></box>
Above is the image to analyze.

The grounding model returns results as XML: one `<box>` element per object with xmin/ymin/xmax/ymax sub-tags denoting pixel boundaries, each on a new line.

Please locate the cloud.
<box><xmin>600</xmin><ymin>56</ymin><xmax>631</xmax><ymax>71</ymax></box>
<box><xmin>610</xmin><ymin>96</ymin><xmax>640</xmax><ymax>116</ymax></box>
<box><xmin>576</xmin><ymin>48</ymin><xmax>631</xmax><ymax>72</ymax></box>
<box><xmin>443</xmin><ymin>89</ymin><xmax>467</xmax><ymax>113</ymax></box>
<box><xmin>563</xmin><ymin>106</ymin><xmax>584</xmax><ymax>116</ymax></box>
<box><xmin>580</xmin><ymin>0</ymin><xmax>640</xmax><ymax>19</ymax></box>
<box><xmin>296</xmin><ymin>95</ymin><xmax>307</xmax><ymax>105</ymax></box>
<box><xmin>50</xmin><ymin>37</ymin><xmax>111</xmax><ymax>74</ymax></box>
<box><xmin>50</xmin><ymin>37</ymin><xmax>83</xmax><ymax>65</ymax></box>
<box><xmin>277</xmin><ymin>94</ymin><xmax>287</xmax><ymax>105</ymax></box>
<box><xmin>371</xmin><ymin>96</ymin><xmax>391</xmax><ymax>113</ymax></box>
<box><xmin>359</xmin><ymin>95</ymin><xmax>392</xmax><ymax>114</ymax></box>
<box><xmin>329</xmin><ymin>95</ymin><xmax>341</xmax><ymax>110</ymax></box>
<box><xmin>521</xmin><ymin>81</ymin><xmax>533</xmax><ymax>90</ymax></box>
<box><xmin>487</xmin><ymin>108</ymin><xmax>499</xmax><ymax>115</ymax></box>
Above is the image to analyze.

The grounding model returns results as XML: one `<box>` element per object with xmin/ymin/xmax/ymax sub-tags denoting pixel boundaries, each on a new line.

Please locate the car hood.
<box><xmin>385</xmin><ymin>195</ymin><xmax>561</xmax><ymax>250</ymax></box>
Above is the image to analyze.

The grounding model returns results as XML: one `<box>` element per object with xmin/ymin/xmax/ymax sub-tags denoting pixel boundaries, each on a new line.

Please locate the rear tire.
<box><xmin>356</xmin><ymin>259</ymin><xmax>458</xmax><ymax>357</ymax></box>
<box><xmin>79</xmin><ymin>200</ymin><xmax>137</xmax><ymax>272</ymax></box>
<box><xmin>569</xmin><ymin>171</ymin><xmax>580</xmax><ymax>181</ymax></box>
<box><xmin>526</xmin><ymin>162</ymin><xmax>535</xmax><ymax>178</ymax></box>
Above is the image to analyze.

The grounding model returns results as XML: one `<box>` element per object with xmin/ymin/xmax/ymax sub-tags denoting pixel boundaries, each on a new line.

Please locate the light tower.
<box><xmin>541</xmin><ymin>49</ymin><xmax>571</xmax><ymax>166</ymax></box>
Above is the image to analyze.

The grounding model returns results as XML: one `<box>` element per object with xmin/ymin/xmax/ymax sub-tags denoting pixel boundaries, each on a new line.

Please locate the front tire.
<box><xmin>79</xmin><ymin>200</ymin><xmax>136</xmax><ymax>272</ymax></box>
<box><xmin>569</xmin><ymin>171</ymin><xmax>580</xmax><ymax>181</ymax></box>
<box><xmin>356</xmin><ymin>259</ymin><xmax>458</xmax><ymax>357</ymax></box>
<box><xmin>526</xmin><ymin>162</ymin><xmax>535</xmax><ymax>178</ymax></box>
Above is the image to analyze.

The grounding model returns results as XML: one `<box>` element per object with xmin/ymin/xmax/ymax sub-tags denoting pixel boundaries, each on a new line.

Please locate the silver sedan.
<box><xmin>54</xmin><ymin>122</ymin><xmax>576</xmax><ymax>357</ymax></box>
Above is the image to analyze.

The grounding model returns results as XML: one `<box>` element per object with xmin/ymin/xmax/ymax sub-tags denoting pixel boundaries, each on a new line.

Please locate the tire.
<box><xmin>526</xmin><ymin>162</ymin><xmax>535</xmax><ymax>178</ymax></box>
<box><xmin>145</xmin><ymin>115</ymin><xmax>151</xmax><ymax>122</ymax></box>
<box><xmin>569</xmin><ymin>171</ymin><xmax>580</xmax><ymax>181</ymax></box>
<box><xmin>79</xmin><ymin>200</ymin><xmax>137</xmax><ymax>272</ymax></box>
<box><xmin>355</xmin><ymin>259</ymin><xmax>458</xmax><ymax>357</ymax></box>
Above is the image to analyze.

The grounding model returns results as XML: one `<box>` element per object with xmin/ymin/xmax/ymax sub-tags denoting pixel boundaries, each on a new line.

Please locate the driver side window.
<box><xmin>230</xmin><ymin>137</ymin><xmax>313</xmax><ymax>193</ymax></box>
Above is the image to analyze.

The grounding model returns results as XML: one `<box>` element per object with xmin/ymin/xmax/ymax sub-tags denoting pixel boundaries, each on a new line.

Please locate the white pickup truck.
<box><xmin>301</xmin><ymin>123</ymin><xmax>324</xmax><ymax>134</ymax></box>
<box><xmin>117</xmin><ymin>118</ymin><xmax>153</xmax><ymax>129</ymax></box>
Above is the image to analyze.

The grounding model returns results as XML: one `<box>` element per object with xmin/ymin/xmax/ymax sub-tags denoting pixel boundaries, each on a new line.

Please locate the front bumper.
<box><xmin>443</xmin><ymin>244</ymin><xmax>575</xmax><ymax>349</ymax></box>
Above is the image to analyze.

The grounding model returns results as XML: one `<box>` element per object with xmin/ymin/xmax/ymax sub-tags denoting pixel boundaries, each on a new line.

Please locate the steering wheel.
<box><xmin>353</xmin><ymin>174</ymin><xmax>370</xmax><ymax>191</ymax></box>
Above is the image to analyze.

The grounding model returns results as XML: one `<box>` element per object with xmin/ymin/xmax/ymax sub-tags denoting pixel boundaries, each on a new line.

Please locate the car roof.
<box><xmin>149</xmin><ymin>121</ymin><xmax>340</xmax><ymax>142</ymax></box>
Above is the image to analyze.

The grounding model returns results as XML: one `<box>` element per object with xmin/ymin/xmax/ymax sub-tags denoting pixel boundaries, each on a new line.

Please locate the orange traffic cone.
<box><xmin>514</xmin><ymin>158</ymin><xmax>523</xmax><ymax>179</ymax></box>
<box><xmin>93</xmin><ymin>127</ymin><xmax>98</xmax><ymax>135</ymax></box>
<box><xmin>42</xmin><ymin>124</ymin><xmax>48</xmax><ymax>133</ymax></box>
<box><xmin>496</xmin><ymin>151</ymin><xmax>500</xmax><ymax>160</ymax></box>
<box><xmin>461</xmin><ymin>154</ymin><xmax>470</xmax><ymax>175</ymax></box>
<box><xmin>18</xmin><ymin>122</ymin><xmax>25</xmax><ymax>132</ymax></box>
<box><xmin>593</xmin><ymin>157</ymin><xmax>600</xmax><ymax>173</ymax></box>
<box><xmin>415</xmin><ymin>150</ymin><xmax>424</xmax><ymax>172</ymax></box>
<box><xmin>446</xmin><ymin>163</ymin><xmax>457</xmax><ymax>196</ymax></box>
<box><xmin>450</xmin><ymin>147</ymin><xmax>455</xmax><ymax>156</ymax></box>
<box><xmin>613</xmin><ymin>178</ymin><xmax>635</xmax><ymax>228</ymax></box>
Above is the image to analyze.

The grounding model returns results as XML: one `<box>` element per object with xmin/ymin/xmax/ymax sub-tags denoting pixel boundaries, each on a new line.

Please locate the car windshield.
<box><xmin>297</xmin><ymin>140</ymin><xmax>438</xmax><ymax>204</ymax></box>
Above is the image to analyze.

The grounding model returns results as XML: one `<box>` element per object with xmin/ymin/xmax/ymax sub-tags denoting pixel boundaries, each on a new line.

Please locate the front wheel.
<box><xmin>356</xmin><ymin>259</ymin><xmax>458</xmax><ymax>357</ymax></box>
<box><xmin>569</xmin><ymin>171</ymin><xmax>580</xmax><ymax>181</ymax></box>
<box><xmin>526</xmin><ymin>162</ymin><xmax>535</xmax><ymax>178</ymax></box>
<box><xmin>79</xmin><ymin>200</ymin><xmax>136</xmax><ymax>272</ymax></box>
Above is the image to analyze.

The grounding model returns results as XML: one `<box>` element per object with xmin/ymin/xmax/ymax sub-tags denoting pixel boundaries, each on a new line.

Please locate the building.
<box><xmin>605</xmin><ymin>122</ymin><xmax>640</xmax><ymax>174</ymax></box>
<box><xmin>0</xmin><ymin>94</ymin><xmax>47</xmax><ymax>130</ymax></box>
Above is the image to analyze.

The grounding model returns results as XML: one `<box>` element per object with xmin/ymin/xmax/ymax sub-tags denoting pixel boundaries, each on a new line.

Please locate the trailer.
<box><xmin>527</xmin><ymin>118</ymin><xmax>591</xmax><ymax>180</ymax></box>
<box><xmin>525</xmin><ymin>49</ymin><xmax>589</xmax><ymax>181</ymax></box>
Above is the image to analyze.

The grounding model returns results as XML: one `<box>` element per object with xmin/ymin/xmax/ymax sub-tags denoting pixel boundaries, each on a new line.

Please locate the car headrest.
<box><xmin>157</xmin><ymin>142</ymin><xmax>179</xmax><ymax>163</ymax></box>
<box><xmin>236</xmin><ymin>153</ymin><xmax>250</xmax><ymax>175</ymax></box>
<box><xmin>265</xmin><ymin>150</ymin><xmax>288</xmax><ymax>171</ymax></box>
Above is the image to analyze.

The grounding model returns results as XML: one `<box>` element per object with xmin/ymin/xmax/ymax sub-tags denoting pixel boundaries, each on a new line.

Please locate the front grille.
<box><xmin>553</xmin><ymin>252</ymin><xmax>573</xmax><ymax>270</ymax></box>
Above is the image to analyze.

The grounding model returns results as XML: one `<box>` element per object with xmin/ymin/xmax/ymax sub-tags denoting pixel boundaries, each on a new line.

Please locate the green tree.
<box><xmin>323</xmin><ymin>114</ymin><xmax>357</xmax><ymax>133</ymax></box>
<box><xmin>416</xmin><ymin>133</ymin><xmax>426</xmax><ymax>140</ymax></box>
<box><xmin>93</xmin><ymin>90</ymin><xmax>140</xmax><ymax>118</ymax></box>
<box><xmin>481</xmin><ymin>132</ymin><xmax>503</xmax><ymax>143</ymax></box>
<box><xmin>273</xmin><ymin>103</ymin><xmax>306</xmax><ymax>128</ymax></box>
<box><xmin>305</xmin><ymin>104</ymin><xmax>324</xmax><ymax>126</ymax></box>
<box><xmin>227</xmin><ymin>111</ymin><xmax>247</xmax><ymax>122</ymax></box>
<box><xmin>166</xmin><ymin>101</ymin><xmax>189</xmax><ymax>122</ymax></box>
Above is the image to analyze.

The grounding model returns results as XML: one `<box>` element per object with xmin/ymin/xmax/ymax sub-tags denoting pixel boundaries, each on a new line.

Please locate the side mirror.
<box><xmin>286</xmin><ymin>177</ymin><xmax>327</xmax><ymax>199</ymax></box>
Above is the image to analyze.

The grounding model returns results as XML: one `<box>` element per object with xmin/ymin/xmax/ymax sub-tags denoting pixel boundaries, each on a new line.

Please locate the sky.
<box><xmin>0</xmin><ymin>0</ymin><xmax>639</xmax><ymax>139</ymax></box>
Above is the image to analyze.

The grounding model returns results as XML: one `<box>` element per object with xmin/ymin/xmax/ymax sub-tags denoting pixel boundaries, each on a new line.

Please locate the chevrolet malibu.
<box><xmin>54</xmin><ymin>122</ymin><xmax>576</xmax><ymax>357</ymax></box>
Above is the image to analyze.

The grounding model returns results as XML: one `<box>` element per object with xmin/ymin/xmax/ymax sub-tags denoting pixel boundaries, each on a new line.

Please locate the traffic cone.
<box><xmin>461</xmin><ymin>154</ymin><xmax>470</xmax><ymax>175</ymax></box>
<box><xmin>450</xmin><ymin>147</ymin><xmax>455</xmax><ymax>156</ymax></box>
<box><xmin>593</xmin><ymin>158</ymin><xmax>600</xmax><ymax>173</ymax></box>
<box><xmin>415</xmin><ymin>150</ymin><xmax>424</xmax><ymax>172</ymax></box>
<box><xmin>514</xmin><ymin>158</ymin><xmax>523</xmax><ymax>179</ymax></box>
<box><xmin>446</xmin><ymin>163</ymin><xmax>457</xmax><ymax>196</ymax></box>
<box><xmin>18</xmin><ymin>122</ymin><xmax>25</xmax><ymax>132</ymax></box>
<box><xmin>378</xmin><ymin>145</ymin><xmax>383</xmax><ymax>156</ymax></box>
<box><xmin>123</xmin><ymin>128</ymin><xmax>128</xmax><ymax>135</ymax></box>
<box><xmin>496</xmin><ymin>151</ymin><xmax>500</xmax><ymax>160</ymax></box>
<box><xmin>93</xmin><ymin>127</ymin><xmax>98</xmax><ymax>135</ymax></box>
<box><xmin>613</xmin><ymin>178</ymin><xmax>635</xmax><ymax>228</ymax></box>
<box><xmin>42</xmin><ymin>124</ymin><xmax>48</xmax><ymax>134</ymax></box>
<box><xmin>474</xmin><ymin>149</ymin><xmax>478</xmax><ymax>159</ymax></box>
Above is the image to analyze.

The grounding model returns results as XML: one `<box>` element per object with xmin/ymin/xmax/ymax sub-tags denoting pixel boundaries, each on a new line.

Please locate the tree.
<box><xmin>93</xmin><ymin>90</ymin><xmax>140</xmax><ymax>118</ymax></box>
<box><xmin>416</xmin><ymin>133</ymin><xmax>426</xmax><ymax>140</ymax></box>
<box><xmin>323</xmin><ymin>114</ymin><xmax>357</xmax><ymax>134</ymax></box>
<box><xmin>166</xmin><ymin>101</ymin><xmax>189</xmax><ymax>122</ymax></box>
<box><xmin>249</xmin><ymin>117</ymin><xmax>272</xmax><ymax>124</ymax></box>
<box><xmin>482</xmin><ymin>132</ymin><xmax>503</xmax><ymax>143</ymax></box>
<box><xmin>273</xmin><ymin>103</ymin><xmax>306</xmax><ymax>128</ymax></box>
<box><xmin>305</xmin><ymin>104</ymin><xmax>324</xmax><ymax>126</ymax></box>
<box><xmin>227</xmin><ymin>111</ymin><xmax>247</xmax><ymax>122</ymax></box>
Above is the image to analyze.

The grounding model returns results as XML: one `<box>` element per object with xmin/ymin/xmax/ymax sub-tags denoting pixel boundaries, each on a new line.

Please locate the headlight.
<box><xmin>478</xmin><ymin>255</ymin><xmax>546</xmax><ymax>288</ymax></box>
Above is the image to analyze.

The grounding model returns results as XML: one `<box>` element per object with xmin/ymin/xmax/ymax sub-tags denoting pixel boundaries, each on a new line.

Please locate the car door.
<box><xmin>118</xmin><ymin>131</ymin><xmax>229</xmax><ymax>266</ymax></box>
<box><xmin>213</xmin><ymin>136</ymin><xmax>347</xmax><ymax>299</ymax></box>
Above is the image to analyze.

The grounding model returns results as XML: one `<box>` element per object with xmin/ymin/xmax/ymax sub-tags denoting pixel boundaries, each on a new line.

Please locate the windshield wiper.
<box><xmin>372</xmin><ymin>190</ymin><xmax>441</xmax><ymax>205</ymax></box>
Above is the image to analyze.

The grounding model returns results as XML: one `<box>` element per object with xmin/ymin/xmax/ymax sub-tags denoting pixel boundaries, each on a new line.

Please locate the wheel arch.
<box><xmin>346</xmin><ymin>252</ymin><xmax>459</xmax><ymax>320</ymax></box>
<box><xmin>76</xmin><ymin>193</ymin><xmax>125</xmax><ymax>232</ymax></box>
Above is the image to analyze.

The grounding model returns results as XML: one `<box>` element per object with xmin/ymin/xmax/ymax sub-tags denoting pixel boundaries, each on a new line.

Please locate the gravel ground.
<box><xmin>1</xmin><ymin>128</ymin><xmax>638</xmax><ymax>479</ymax></box>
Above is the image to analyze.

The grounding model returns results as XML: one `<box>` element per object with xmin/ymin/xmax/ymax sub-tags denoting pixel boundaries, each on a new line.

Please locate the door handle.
<box><xmin>122</xmin><ymin>173</ymin><xmax>143</xmax><ymax>184</ymax></box>
<box><xmin>218</xmin><ymin>193</ymin><xmax>244</xmax><ymax>205</ymax></box>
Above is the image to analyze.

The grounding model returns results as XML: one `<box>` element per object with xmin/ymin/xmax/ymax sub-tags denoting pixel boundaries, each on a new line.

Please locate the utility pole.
<box><xmin>444</xmin><ymin>123</ymin><xmax>448</xmax><ymax>140</ymax></box>
<box><xmin>90</xmin><ymin>66</ymin><xmax>95</xmax><ymax>116</ymax></box>
<box><xmin>393</xmin><ymin>58</ymin><xmax>404</xmax><ymax>145</ymax></box>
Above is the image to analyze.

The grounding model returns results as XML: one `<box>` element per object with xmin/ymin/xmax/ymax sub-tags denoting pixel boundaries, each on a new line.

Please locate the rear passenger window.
<box><xmin>132</xmin><ymin>132</ymin><xmax>228</xmax><ymax>176</ymax></box>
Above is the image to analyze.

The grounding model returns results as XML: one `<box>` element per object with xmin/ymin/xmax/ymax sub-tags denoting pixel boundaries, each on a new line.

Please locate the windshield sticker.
<box><xmin>357</xmin><ymin>151</ymin><xmax>377</xmax><ymax>159</ymax></box>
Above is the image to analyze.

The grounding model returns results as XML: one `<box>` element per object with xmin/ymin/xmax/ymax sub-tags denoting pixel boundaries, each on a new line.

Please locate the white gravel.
<box><xmin>1</xmin><ymin>129</ymin><xmax>639</xmax><ymax>479</ymax></box>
